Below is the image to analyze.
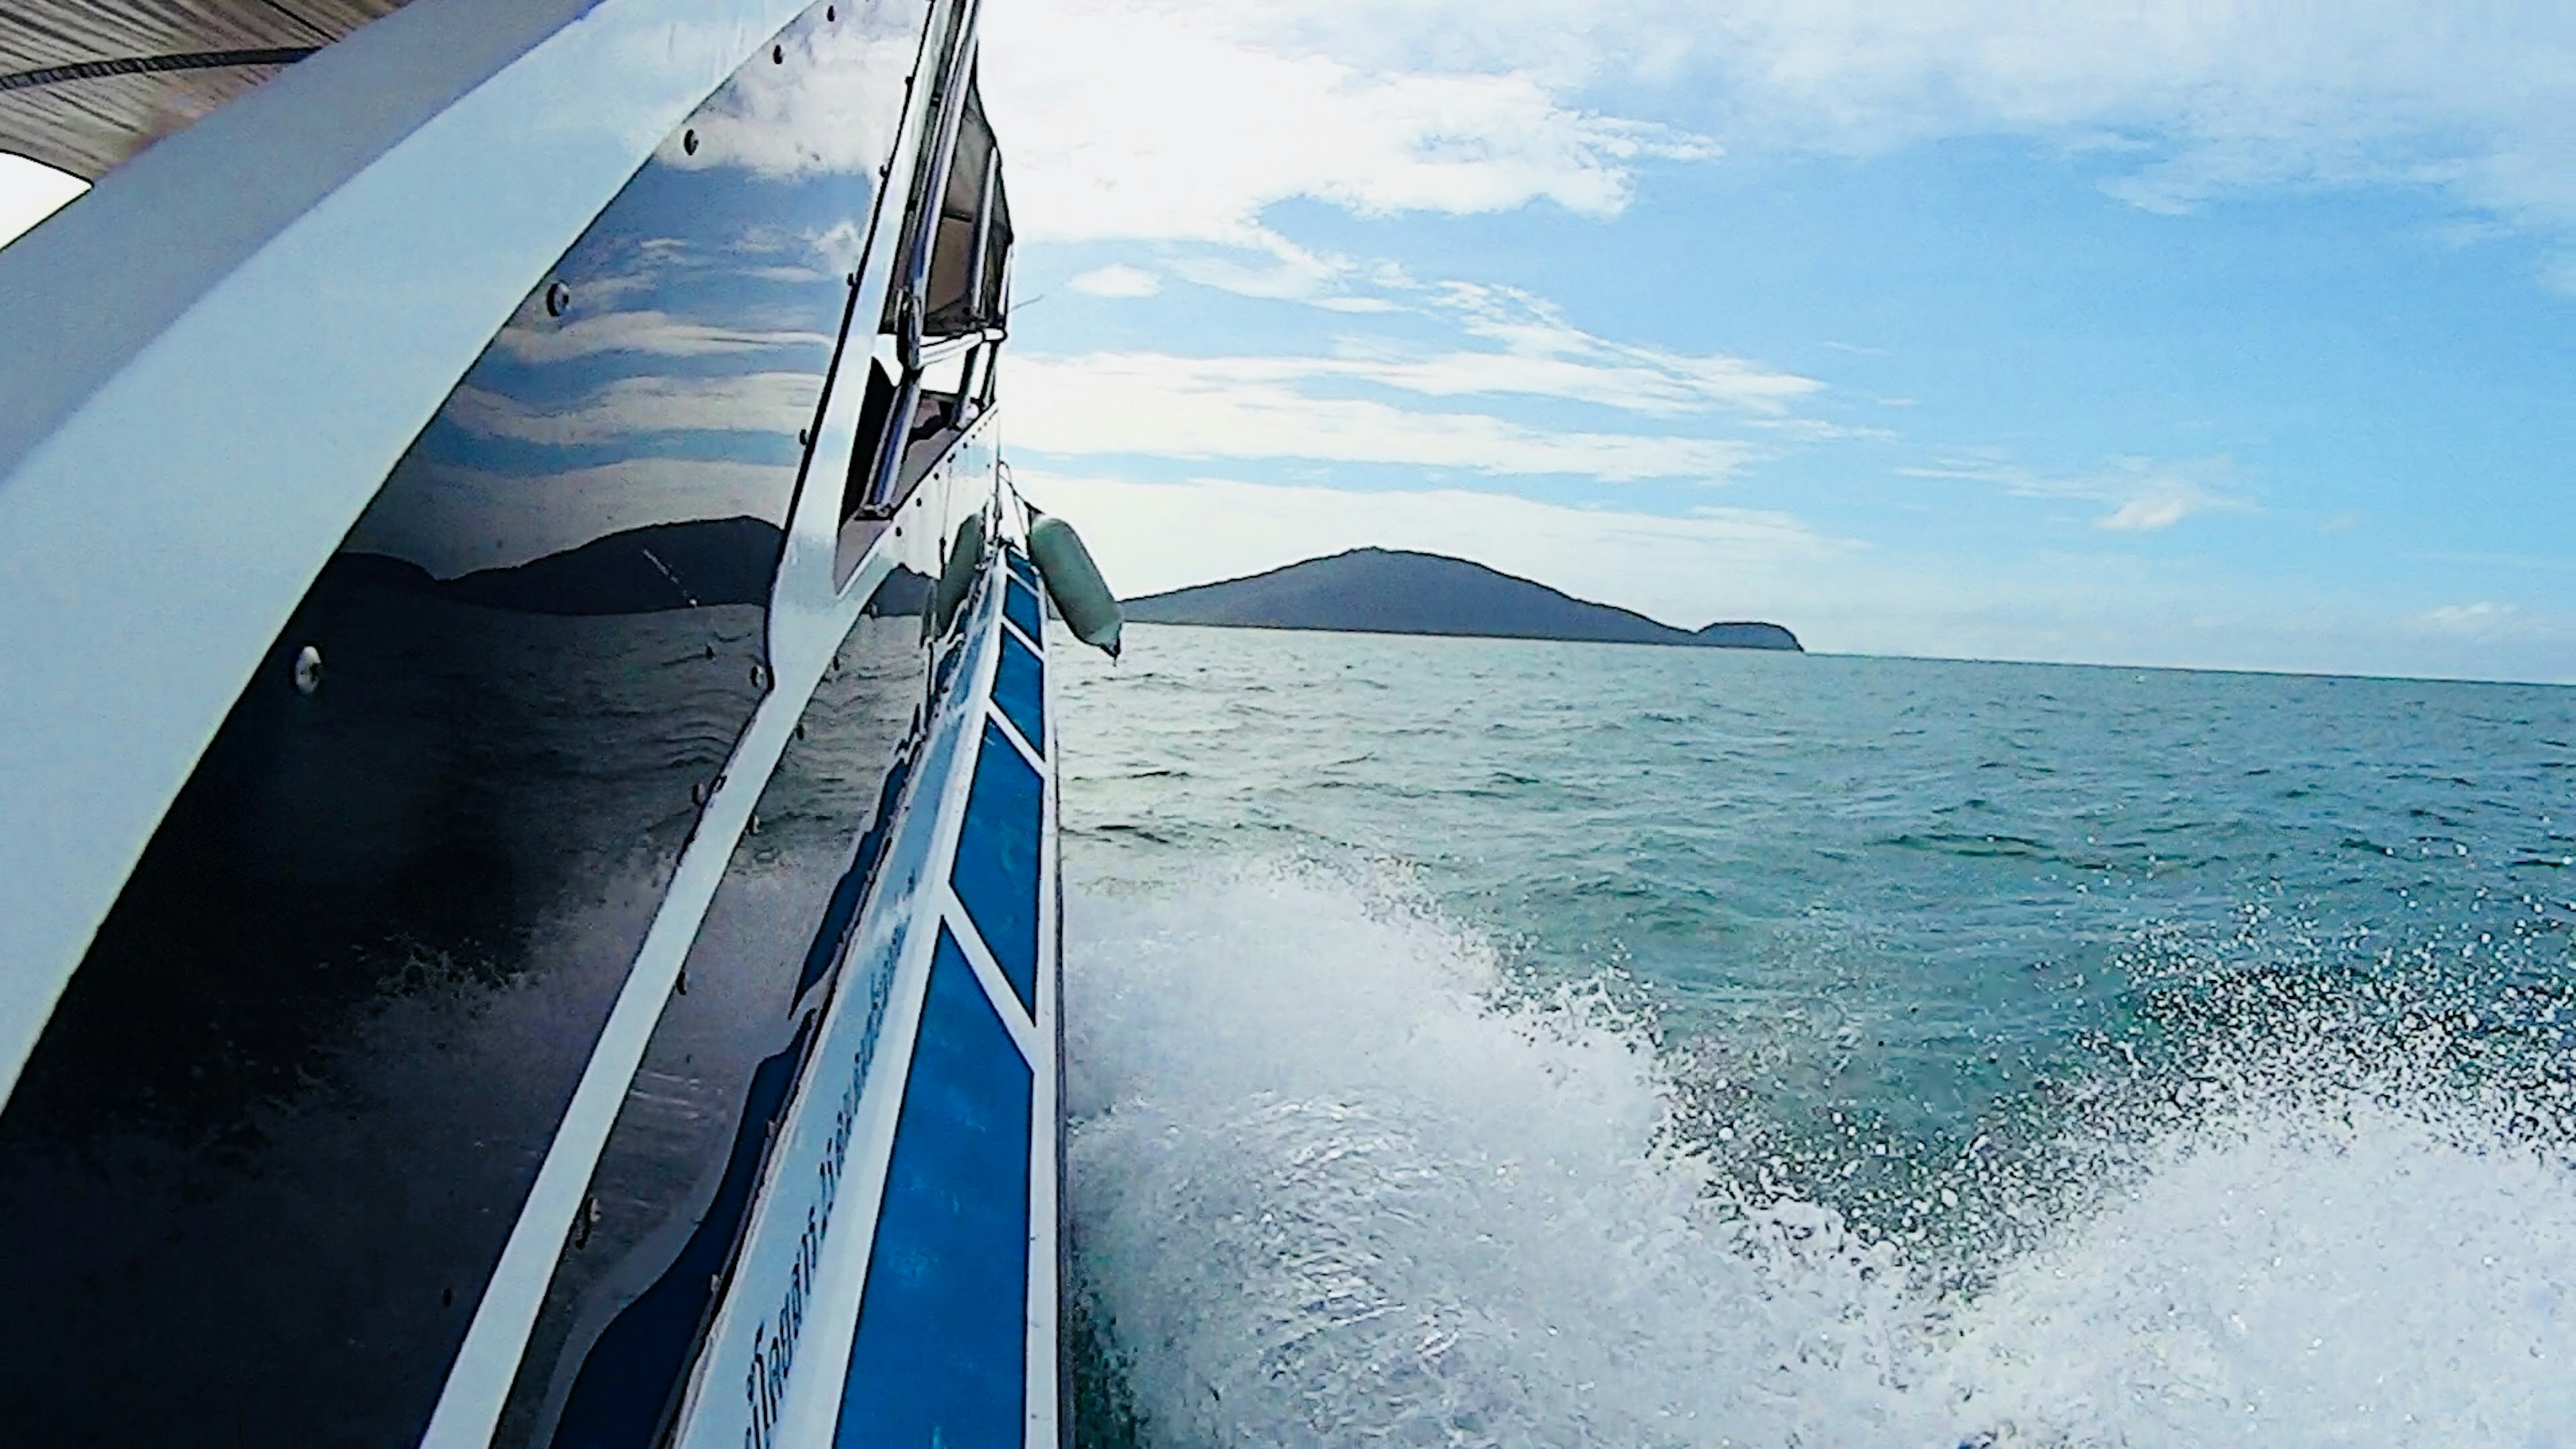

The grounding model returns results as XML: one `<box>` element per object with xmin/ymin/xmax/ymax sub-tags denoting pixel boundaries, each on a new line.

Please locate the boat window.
<box><xmin>923</xmin><ymin>80</ymin><xmax>1010</xmax><ymax>341</ymax></box>
<box><xmin>837</xmin><ymin>67</ymin><xmax>1010</xmax><ymax>549</ymax></box>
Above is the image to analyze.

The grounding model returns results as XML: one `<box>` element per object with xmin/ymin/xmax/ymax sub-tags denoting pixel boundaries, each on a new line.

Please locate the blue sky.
<box><xmin>5</xmin><ymin>2</ymin><xmax>2569</xmax><ymax>681</ymax></box>
<box><xmin>975</xmin><ymin>0</ymin><xmax>2573</xmax><ymax>683</ymax></box>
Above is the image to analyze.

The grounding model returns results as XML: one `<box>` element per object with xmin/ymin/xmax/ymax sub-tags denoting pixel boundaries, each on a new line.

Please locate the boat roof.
<box><xmin>0</xmin><ymin>0</ymin><xmax>405</xmax><ymax>178</ymax></box>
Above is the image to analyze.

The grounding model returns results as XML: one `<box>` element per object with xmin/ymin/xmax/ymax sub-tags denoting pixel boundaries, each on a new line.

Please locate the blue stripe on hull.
<box><xmin>951</xmin><ymin>720</ymin><xmax>1042</xmax><ymax>1014</ymax></box>
<box><xmin>835</xmin><ymin>926</ymin><xmax>1031</xmax><ymax>1447</ymax></box>
<box><xmin>1003</xmin><ymin>576</ymin><xmax>1043</xmax><ymax>644</ymax></box>
<box><xmin>992</xmin><ymin>629</ymin><xmax>1045</xmax><ymax>757</ymax></box>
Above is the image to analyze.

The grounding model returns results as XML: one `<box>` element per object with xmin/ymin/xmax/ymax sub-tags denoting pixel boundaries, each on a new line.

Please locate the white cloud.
<box><xmin>984</xmin><ymin>1</ymin><xmax>2576</xmax><ymax>281</ymax></box>
<box><xmin>1011</xmin><ymin>469</ymin><xmax>1846</xmax><ymax>629</ymax></box>
<box><xmin>980</xmin><ymin>0</ymin><xmax>1715</xmax><ymax>245</ymax></box>
<box><xmin>1025</xmin><ymin>301</ymin><xmax>1814</xmax><ymax>419</ymax></box>
<box><xmin>1417</xmin><ymin>281</ymin><xmax>1820</xmax><ymax>414</ymax></box>
<box><xmin>494</xmin><ymin>311</ymin><xmax>833</xmax><ymax>363</ymax></box>
<box><xmin>0</xmin><ymin>155</ymin><xmax>85</xmax><ymax>253</ymax></box>
<box><xmin>1011</xmin><ymin>270</ymin><xmax>1818</xmax><ymax>479</ymax></box>
<box><xmin>661</xmin><ymin>11</ymin><xmax>922</xmax><ymax>179</ymax></box>
<box><xmin>1068</xmin><ymin>264</ymin><xmax>1164</xmax><ymax>298</ymax></box>
<box><xmin>1166</xmin><ymin>232</ymin><xmax>1368</xmax><ymax>304</ymax></box>
<box><xmin>1303</xmin><ymin>346</ymin><xmax>1808</xmax><ymax>415</ymax></box>
<box><xmin>2418</xmin><ymin>601</ymin><xmax>2520</xmax><ymax>635</ymax></box>
<box><xmin>1007</xmin><ymin>352</ymin><xmax>1760</xmax><ymax>481</ymax></box>
<box><xmin>2094</xmin><ymin>481</ymin><xmax>2226</xmax><ymax>533</ymax></box>
<box><xmin>449</xmin><ymin>372</ymin><xmax>818</xmax><ymax>445</ymax></box>
<box><xmin>1348</xmin><ymin>1</ymin><xmax>2572</xmax><ymax>241</ymax></box>
<box><xmin>808</xmin><ymin>218</ymin><xmax>870</xmax><ymax>274</ymax></box>
<box><xmin>1905</xmin><ymin>455</ymin><xmax>2249</xmax><ymax>533</ymax></box>
<box><xmin>2400</xmin><ymin>600</ymin><xmax>2575</xmax><ymax>667</ymax></box>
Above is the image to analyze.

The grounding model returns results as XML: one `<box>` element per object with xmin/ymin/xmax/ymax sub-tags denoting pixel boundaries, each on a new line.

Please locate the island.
<box><xmin>1122</xmin><ymin>547</ymin><xmax>1801</xmax><ymax>651</ymax></box>
<box><xmin>336</xmin><ymin>516</ymin><xmax>784</xmax><ymax>615</ymax></box>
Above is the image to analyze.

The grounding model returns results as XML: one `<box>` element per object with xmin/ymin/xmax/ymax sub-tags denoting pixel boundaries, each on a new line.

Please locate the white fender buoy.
<box><xmin>1027</xmin><ymin>513</ymin><xmax>1122</xmax><ymax>658</ymax></box>
<box><xmin>929</xmin><ymin>508</ymin><xmax>987</xmax><ymax>639</ymax></box>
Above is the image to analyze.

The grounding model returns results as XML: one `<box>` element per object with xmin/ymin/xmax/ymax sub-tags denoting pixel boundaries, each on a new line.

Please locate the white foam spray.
<box><xmin>1064</xmin><ymin>859</ymin><xmax>2576</xmax><ymax>1448</ymax></box>
<box><xmin>1941</xmin><ymin>1089</ymin><xmax>2576</xmax><ymax>1445</ymax></box>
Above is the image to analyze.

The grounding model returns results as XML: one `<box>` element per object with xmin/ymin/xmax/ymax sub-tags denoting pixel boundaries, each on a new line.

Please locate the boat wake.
<box><xmin>1063</xmin><ymin>859</ymin><xmax>2576</xmax><ymax>1447</ymax></box>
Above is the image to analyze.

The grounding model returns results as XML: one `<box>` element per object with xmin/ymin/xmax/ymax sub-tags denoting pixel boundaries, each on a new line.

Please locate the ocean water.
<box><xmin>1052</xmin><ymin>624</ymin><xmax>2576</xmax><ymax>1448</ymax></box>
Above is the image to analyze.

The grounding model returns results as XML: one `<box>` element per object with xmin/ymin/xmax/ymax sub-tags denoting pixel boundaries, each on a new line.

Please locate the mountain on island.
<box><xmin>337</xmin><ymin>516</ymin><xmax>783</xmax><ymax>615</ymax></box>
<box><xmin>1122</xmin><ymin>548</ymin><xmax>1801</xmax><ymax>651</ymax></box>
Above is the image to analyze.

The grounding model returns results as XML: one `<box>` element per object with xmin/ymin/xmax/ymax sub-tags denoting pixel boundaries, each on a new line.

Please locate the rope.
<box><xmin>0</xmin><ymin>46</ymin><xmax>319</xmax><ymax>95</ymax></box>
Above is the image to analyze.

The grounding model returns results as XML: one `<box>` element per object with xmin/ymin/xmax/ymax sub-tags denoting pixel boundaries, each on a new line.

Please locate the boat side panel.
<box><xmin>0</xmin><ymin>0</ymin><xmax>816</xmax><ymax>1109</ymax></box>
<box><xmin>824</xmin><ymin>544</ymin><xmax>1055</xmax><ymax>1447</ymax></box>
<box><xmin>672</xmin><ymin>529</ymin><xmax>1009</xmax><ymax>1449</ymax></box>
<box><xmin>494</xmin><ymin>565</ymin><xmax>943</xmax><ymax>1446</ymax></box>
<box><xmin>671</xmin><ymin>512</ymin><xmax>1063</xmax><ymax>1449</ymax></box>
<box><xmin>0</xmin><ymin>5</ymin><xmax>926</xmax><ymax>1443</ymax></box>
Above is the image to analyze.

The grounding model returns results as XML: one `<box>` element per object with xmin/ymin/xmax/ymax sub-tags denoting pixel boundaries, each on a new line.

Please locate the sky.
<box><xmin>974</xmin><ymin>0</ymin><xmax>2576</xmax><ymax>684</ymax></box>
<box><xmin>4</xmin><ymin>2</ymin><xmax>2571</xmax><ymax>682</ymax></box>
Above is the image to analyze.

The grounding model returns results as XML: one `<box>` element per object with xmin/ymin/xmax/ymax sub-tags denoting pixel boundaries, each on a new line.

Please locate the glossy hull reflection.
<box><xmin>0</xmin><ymin>0</ymin><xmax>941</xmax><ymax>1442</ymax></box>
<box><xmin>501</xmin><ymin>592</ymin><xmax>938</xmax><ymax>1447</ymax></box>
<box><xmin>0</xmin><ymin>577</ymin><xmax>760</xmax><ymax>1443</ymax></box>
<box><xmin>0</xmin><ymin>0</ymin><xmax>1063</xmax><ymax>1437</ymax></box>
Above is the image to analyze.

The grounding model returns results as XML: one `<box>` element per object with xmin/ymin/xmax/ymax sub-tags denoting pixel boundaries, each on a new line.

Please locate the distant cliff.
<box><xmin>1122</xmin><ymin>548</ymin><xmax>1801</xmax><ymax>651</ymax></box>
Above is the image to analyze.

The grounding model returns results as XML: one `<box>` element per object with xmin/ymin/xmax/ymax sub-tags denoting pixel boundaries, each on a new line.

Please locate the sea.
<box><xmin>1050</xmin><ymin>623</ymin><xmax>2576</xmax><ymax>1448</ymax></box>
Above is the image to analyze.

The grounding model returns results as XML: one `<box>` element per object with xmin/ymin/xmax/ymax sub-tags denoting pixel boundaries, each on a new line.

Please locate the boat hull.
<box><xmin>0</xmin><ymin>0</ymin><xmax>1051</xmax><ymax>1441</ymax></box>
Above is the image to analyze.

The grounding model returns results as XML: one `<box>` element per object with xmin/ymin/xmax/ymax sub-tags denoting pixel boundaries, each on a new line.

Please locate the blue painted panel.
<box><xmin>991</xmin><ymin>631</ymin><xmax>1044</xmax><ymax>755</ymax></box>
<box><xmin>950</xmin><ymin>721</ymin><xmax>1040</xmax><ymax>1013</ymax></box>
<box><xmin>1003</xmin><ymin>576</ymin><xmax>1042</xmax><ymax>643</ymax></box>
<box><xmin>835</xmin><ymin>928</ymin><xmax>1030</xmax><ymax>1448</ymax></box>
<box><xmin>1003</xmin><ymin>547</ymin><xmax>1036</xmax><ymax>590</ymax></box>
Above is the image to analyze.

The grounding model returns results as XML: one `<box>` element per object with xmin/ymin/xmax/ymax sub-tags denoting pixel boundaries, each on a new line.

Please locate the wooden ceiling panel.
<box><xmin>0</xmin><ymin>0</ymin><xmax>408</xmax><ymax>178</ymax></box>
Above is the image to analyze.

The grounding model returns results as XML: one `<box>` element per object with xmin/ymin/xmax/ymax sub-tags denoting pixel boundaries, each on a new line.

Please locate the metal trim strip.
<box><xmin>1024</xmin><ymin>598</ymin><xmax>1063</xmax><ymax>1449</ymax></box>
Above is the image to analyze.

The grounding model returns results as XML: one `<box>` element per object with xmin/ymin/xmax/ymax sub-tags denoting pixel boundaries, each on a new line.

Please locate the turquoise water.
<box><xmin>1055</xmin><ymin>625</ymin><xmax>2576</xmax><ymax>1447</ymax></box>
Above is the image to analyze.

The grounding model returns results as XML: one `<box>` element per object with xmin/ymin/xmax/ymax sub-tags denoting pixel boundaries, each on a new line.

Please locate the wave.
<box><xmin>1063</xmin><ymin>860</ymin><xmax>2576</xmax><ymax>1447</ymax></box>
